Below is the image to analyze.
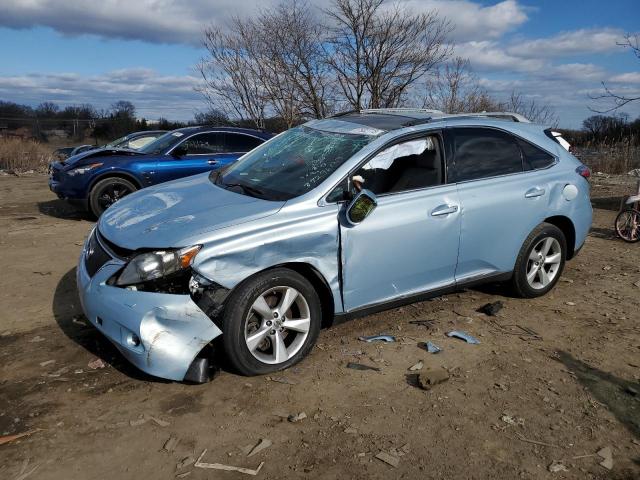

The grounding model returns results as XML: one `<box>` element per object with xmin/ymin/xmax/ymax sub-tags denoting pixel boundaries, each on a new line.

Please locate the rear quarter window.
<box><xmin>517</xmin><ymin>138</ymin><xmax>555</xmax><ymax>170</ymax></box>
<box><xmin>452</xmin><ymin>128</ymin><xmax>523</xmax><ymax>182</ymax></box>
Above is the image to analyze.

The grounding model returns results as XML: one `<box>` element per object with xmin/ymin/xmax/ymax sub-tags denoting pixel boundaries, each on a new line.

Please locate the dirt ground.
<box><xmin>0</xmin><ymin>173</ymin><xmax>639</xmax><ymax>480</ymax></box>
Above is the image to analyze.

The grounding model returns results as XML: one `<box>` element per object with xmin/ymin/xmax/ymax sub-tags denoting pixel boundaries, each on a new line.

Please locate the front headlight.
<box><xmin>68</xmin><ymin>162</ymin><xmax>103</xmax><ymax>176</ymax></box>
<box><xmin>116</xmin><ymin>245</ymin><xmax>201</xmax><ymax>286</ymax></box>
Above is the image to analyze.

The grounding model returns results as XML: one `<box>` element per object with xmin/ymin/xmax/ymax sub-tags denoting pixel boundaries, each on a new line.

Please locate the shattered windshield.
<box><xmin>214</xmin><ymin>126</ymin><xmax>376</xmax><ymax>200</ymax></box>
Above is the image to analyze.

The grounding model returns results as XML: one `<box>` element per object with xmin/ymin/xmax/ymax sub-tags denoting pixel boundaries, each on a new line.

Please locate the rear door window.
<box><xmin>225</xmin><ymin>133</ymin><xmax>263</xmax><ymax>152</ymax></box>
<box><xmin>181</xmin><ymin>132</ymin><xmax>225</xmax><ymax>154</ymax></box>
<box><xmin>451</xmin><ymin>128</ymin><xmax>523</xmax><ymax>182</ymax></box>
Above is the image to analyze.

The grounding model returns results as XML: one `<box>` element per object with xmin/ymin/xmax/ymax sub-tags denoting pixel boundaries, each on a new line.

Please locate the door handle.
<box><xmin>431</xmin><ymin>204</ymin><xmax>459</xmax><ymax>216</ymax></box>
<box><xmin>525</xmin><ymin>187</ymin><xmax>545</xmax><ymax>198</ymax></box>
<box><xmin>207</xmin><ymin>159</ymin><xmax>218</xmax><ymax>165</ymax></box>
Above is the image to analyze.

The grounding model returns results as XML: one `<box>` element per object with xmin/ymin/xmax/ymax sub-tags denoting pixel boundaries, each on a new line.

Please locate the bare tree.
<box><xmin>422</xmin><ymin>57</ymin><xmax>495</xmax><ymax>113</ymax></box>
<box><xmin>505</xmin><ymin>91</ymin><xmax>558</xmax><ymax>126</ymax></box>
<box><xmin>590</xmin><ymin>34</ymin><xmax>640</xmax><ymax>113</ymax></box>
<box><xmin>258</xmin><ymin>1</ymin><xmax>335</xmax><ymax>120</ymax></box>
<box><xmin>325</xmin><ymin>0</ymin><xmax>451</xmax><ymax>110</ymax></box>
<box><xmin>197</xmin><ymin>23</ymin><xmax>268</xmax><ymax>129</ymax></box>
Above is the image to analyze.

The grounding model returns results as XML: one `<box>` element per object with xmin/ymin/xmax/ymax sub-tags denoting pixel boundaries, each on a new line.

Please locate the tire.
<box><xmin>615</xmin><ymin>209</ymin><xmax>640</xmax><ymax>243</ymax></box>
<box><xmin>221</xmin><ymin>268</ymin><xmax>321</xmax><ymax>376</ymax></box>
<box><xmin>511</xmin><ymin>223</ymin><xmax>567</xmax><ymax>298</ymax></box>
<box><xmin>88</xmin><ymin>177</ymin><xmax>137</xmax><ymax>217</ymax></box>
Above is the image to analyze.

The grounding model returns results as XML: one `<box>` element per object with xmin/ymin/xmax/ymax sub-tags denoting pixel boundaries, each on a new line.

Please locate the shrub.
<box><xmin>0</xmin><ymin>137</ymin><xmax>54</xmax><ymax>173</ymax></box>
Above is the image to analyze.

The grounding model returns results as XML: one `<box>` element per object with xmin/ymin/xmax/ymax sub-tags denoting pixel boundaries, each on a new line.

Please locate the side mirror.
<box><xmin>345</xmin><ymin>189</ymin><xmax>377</xmax><ymax>226</ymax></box>
<box><xmin>172</xmin><ymin>144</ymin><xmax>187</xmax><ymax>157</ymax></box>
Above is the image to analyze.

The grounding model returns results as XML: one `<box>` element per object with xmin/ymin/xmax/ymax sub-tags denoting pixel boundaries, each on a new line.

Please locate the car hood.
<box><xmin>98</xmin><ymin>173</ymin><xmax>285</xmax><ymax>250</ymax></box>
<box><xmin>63</xmin><ymin>147</ymin><xmax>142</xmax><ymax>168</ymax></box>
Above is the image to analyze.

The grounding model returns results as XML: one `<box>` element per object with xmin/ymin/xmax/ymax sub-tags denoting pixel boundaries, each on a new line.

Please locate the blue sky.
<box><xmin>0</xmin><ymin>0</ymin><xmax>638</xmax><ymax>128</ymax></box>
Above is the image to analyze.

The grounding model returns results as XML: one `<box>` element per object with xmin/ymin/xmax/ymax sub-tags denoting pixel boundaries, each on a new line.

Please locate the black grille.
<box><xmin>85</xmin><ymin>230</ymin><xmax>112</xmax><ymax>277</ymax></box>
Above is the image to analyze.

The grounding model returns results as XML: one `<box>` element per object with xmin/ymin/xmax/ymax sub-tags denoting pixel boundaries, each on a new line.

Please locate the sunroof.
<box><xmin>332</xmin><ymin>112</ymin><xmax>428</xmax><ymax>131</ymax></box>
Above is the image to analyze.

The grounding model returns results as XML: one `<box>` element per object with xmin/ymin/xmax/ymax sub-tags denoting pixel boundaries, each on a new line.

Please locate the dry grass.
<box><xmin>575</xmin><ymin>135</ymin><xmax>640</xmax><ymax>174</ymax></box>
<box><xmin>0</xmin><ymin>137</ymin><xmax>54</xmax><ymax>173</ymax></box>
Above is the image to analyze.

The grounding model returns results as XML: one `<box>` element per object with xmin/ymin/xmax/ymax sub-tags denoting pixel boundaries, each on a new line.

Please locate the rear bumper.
<box><xmin>75</xmin><ymin>235</ymin><xmax>222</xmax><ymax>381</ymax></box>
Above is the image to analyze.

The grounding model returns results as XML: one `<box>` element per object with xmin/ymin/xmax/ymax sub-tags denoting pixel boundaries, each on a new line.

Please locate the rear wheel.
<box><xmin>511</xmin><ymin>223</ymin><xmax>566</xmax><ymax>298</ymax></box>
<box><xmin>222</xmin><ymin>268</ymin><xmax>321</xmax><ymax>376</ymax></box>
<box><xmin>615</xmin><ymin>209</ymin><xmax>640</xmax><ymax>242</ymax></box>
<box><xmin>89</xmin><ymin>177</ymin><xmax>137</xmax><ymax>217</ymax></box>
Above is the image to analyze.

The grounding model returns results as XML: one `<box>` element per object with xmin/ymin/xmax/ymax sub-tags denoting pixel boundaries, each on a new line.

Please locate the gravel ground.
<box><xmin>0</xmin><ymin>173</ymin><xmax>639</xmax><ymax>479</ymax></box>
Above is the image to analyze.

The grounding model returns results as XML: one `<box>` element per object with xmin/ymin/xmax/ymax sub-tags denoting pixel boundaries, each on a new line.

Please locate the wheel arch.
<box><xmin>88</xmin><ymin>170</ymin><xmax>143</xmax><ymax>193</ymax></box>
<box><xmin>544</xmin><ymin>215</ymin><xmax>576</xmax><ymax>259</ymax></box>
<box><xmin>235</xmin><ymin>262</ymin><xmax>336</xmax><ymax>329</ymax></box>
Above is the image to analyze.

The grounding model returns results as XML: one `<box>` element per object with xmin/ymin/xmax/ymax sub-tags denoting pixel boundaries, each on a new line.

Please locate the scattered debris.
<box><xmin>565</xmin><ymin>301</ymin><xmax>576</xmax><ymax>306</ymax></box>
<box><xmin>375</xmin><ymin>451</ymin><xmax>400</xmax><ymax>468</ymax></box>
<box><xmin>87</xmin><ymin>358</ymin><xmax>107</xmax><ymax>370</ymax></box>
<box><xmin>29</xmin><ymin>336</ymin><xmax>45</xmax><ymax>343</ymax></box>
<box><xmin>408</xmin><ymin>361</ymin><xmax>423</xmax><ymax>371</ymax></box>
<box><xmin>358</xmin><ymin>334</ymin><xmax>396</xmax><ymax>343</ymax></box>
<box><xmin>478</xmin><ymin>301</ymin><xmax>503</xmax><ymax>316</ymax></box>
<box><xmin>13</xmin><ymin>458</ymin><xmax>39</xmax><ymax>480</ymax></box>
<box><xmin>420</xmin><ymin>341</ymin><xmax>442</xmax><ymax>354</ymax></box>
<box><xmin>501</xmin><ymin>415</ymin><xmax>524</xmax><ymax>427</ymax></box>
<box><xmin>129</xmin><ymin>417</ymin><xmax>148</xmax><ymax>427</ymax></box>
<box><xmin>346</xmin><ymin>362</ymin><xmax>380</xmax><ymax>371</ymax></box>
<box><xmin>408</xmin><ymin>319</ymin><xmax>435</xmax><ymax>328</ymax></box>
<box><xmin>287</xmin><ymin>412</ymin><xmax>307</xmax><ymax>423</ymax></box>
<box><xmin>0</xmin><ymin>429</ymin><xmax>40</xmax><ymax>446</ymax></box>
<box><xmin>265</xmin><ymin>376</ymin><xmax>298</xmax><ymax>385</ymax></box>
<box><xmin>194</xmin><ymin>449</ymin><xmax>264</xmax><ymax>475</ymax></box>
<box><xmin>446</xmin><ymin>330</ymin><xmax>480</xmax><ymax>344</ymax></box>
<box><xmin>176</xmin><ymin>456</ymin><xmax>195</xmax><ymax>470</ymax></box>
<box><xmin>514</xmin><ymin>432</ymin><xmax>560</xmax><ymax>449</ymax></box>
<box><xmin>548</xmin><ymin>462</ymin><xmax>569</xmax><ymax>473</ymax></box>
<box><xmin>417</xmin><ymin>369</ymin><xmax>449</xmax><ymax>390</ymax></box>
<box><xmin>625</xmin><ymin>386</ymin><xmax>638</xmax><ymax>397</ymax></box>
<box><xmin>163</xmin><ymin>436</ymin><xmax>180</xmax><ymax>453</ymax></box>
<box><xmin>39</xmin><ymin>360</ymin><xmax>55</xmax><ymax>367</ymax></box>
<box><xmin>148</xmin><ymin>416</ymin><xmax>170</xmax><ymax>427</ymax></box>
<box><xmin>32</xmin><ymin>271</ymin><xmax>51</xmax><ymax>276</ymax></box>
<box><xmin>633</xmin><ymin>280</ymin><xmax>640</xmax><ymax>288</ymax></box>
<box><xmin>175</xmin><ymin>472</ymin><xmax>191</xmax><ymax>479</ymax></box>
<box><xmin>486</xmin><ymin>320</ymin><xmax>541</xmax><ymax>340</ymax></box>
<box><xmin>247</xmin><ymin>439</ymin><xmax>272</xmax><ymax>457</ymax></box>
<box><xmin>597</xmin><ymin>446</ymin><xmax>613</xmax><ymax>470</ymax></box>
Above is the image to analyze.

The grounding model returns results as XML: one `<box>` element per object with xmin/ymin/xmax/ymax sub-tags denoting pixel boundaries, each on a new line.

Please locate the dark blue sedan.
<box><xmin>49</xmin><ymin>126</ymin><xmax>273</xmax><ymax>216</ymax></box>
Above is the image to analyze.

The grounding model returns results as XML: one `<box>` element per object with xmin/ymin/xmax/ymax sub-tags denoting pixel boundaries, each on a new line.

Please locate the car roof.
<box><xmin>173</xmin><ymin>126</ymin><xmax>273</xmax><ymax>139</ymax></box>
<box><xmin>316</xmin><ymin>109</ymin><xmax>535</xmax><ymax>135</ymax></box>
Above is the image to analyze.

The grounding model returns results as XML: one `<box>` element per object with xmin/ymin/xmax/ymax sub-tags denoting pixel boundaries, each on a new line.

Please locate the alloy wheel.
<box><xmin>526</xmin><ymin>237</ymin><xmax>562</xmax><ymax>289</ymax></box>
<box><xmin>244</xmin><ymin>286</ymin><xmax>311</xmax><ymax>365</ymax></box>
<box><xmin>97</xmin><ymin>183</ymin><xmax>133</xmax><ymax>211</ymax></box>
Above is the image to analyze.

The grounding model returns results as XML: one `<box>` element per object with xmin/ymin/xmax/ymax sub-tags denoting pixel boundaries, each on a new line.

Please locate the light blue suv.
<box><xmin>77</xmin><ymin>109</ymin><xmax>592</xmax><ymax>382</ymax></box>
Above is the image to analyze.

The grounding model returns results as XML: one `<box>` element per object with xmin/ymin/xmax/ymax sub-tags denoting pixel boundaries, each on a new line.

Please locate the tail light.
<box><xmin>576</xmin><ymin>165</ymin><xmax>590</xmax><ymax>179</ymax></box>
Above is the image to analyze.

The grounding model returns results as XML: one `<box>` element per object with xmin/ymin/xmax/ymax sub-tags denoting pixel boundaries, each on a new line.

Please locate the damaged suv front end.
<box><xmin>77</xmin><ymin>228</ymin><xmax>226</xmax><ymax>382</ymax></box>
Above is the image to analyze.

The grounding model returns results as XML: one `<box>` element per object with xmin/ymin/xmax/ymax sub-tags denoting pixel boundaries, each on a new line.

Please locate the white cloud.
<box><xmin>454</xmin><ymin>41</ymin><xmax>545</xmax><ymax>73</ymax></box>
<box><xmin>610</xmin><ymin>72</ymin><xmax>640</xmax><ymax>84</ymax></box>
<box><xmin>507</xmin><ymin>28</ymin><xmax>625</xmax><ymax>58</ymax></box>
<box><xmin>0</xmin><ymin>69</ymin><xmax>203</xmax><ymax>120</ymax></box>
<box><xmin>0</xmin><ymin>0</ymin><xmax>530</xmax><ymax>45</ymax></box>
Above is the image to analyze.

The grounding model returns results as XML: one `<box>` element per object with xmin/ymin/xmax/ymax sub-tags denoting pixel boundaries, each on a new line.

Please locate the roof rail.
<box><xmin>442</xmin><ymin>112</ymin><xmax>531</xmax><ymax>123</ymax></box>
<box><xmin>359</xmin><ymin>108</ymin><xmax>444</xmax><ymax>116</ymax></box>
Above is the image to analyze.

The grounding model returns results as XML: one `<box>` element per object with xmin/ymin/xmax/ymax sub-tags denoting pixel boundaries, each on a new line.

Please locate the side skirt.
<box><xmin>332</xmin><ymin>271</ymin><xmax>512</xmax><ymax>325</ymax></box>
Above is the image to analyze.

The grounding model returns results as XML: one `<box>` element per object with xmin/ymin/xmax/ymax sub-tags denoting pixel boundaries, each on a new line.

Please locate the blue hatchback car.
<box><xmin>77</xmin><ymin>109</ymin><xmax>592</xmax><ymax>382</ymax></box>
<box><xmin>49</xmin><ymin>126</ymin><xmax>272</xmax><ymax>216</ymax></box>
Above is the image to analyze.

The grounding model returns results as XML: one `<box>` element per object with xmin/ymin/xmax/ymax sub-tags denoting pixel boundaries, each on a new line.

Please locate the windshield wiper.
<box><xmin>223</xmin><ymin>182</ymin><xmax>265</xmax><ymax>198</ymax></box>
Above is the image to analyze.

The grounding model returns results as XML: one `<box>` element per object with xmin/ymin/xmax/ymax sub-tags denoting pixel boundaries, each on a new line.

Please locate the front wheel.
<box><xmin>615</xmin><ymin>209</ymin><xmax>640</xmax><ymax>242</ymax></box>
<box><xmin>221</xmin><ymin>268</ymin><xmax>321</xmax><ymax>376</ymax></box>
<box><xmin>88</xmin><ymin>177</ymin><xmax>137</xmax><ymax>217</ymax></box>
<box><xmin>511</xmin><ymin>223</ymin><xmax>566</xmax><ymax>298</ymax></box>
